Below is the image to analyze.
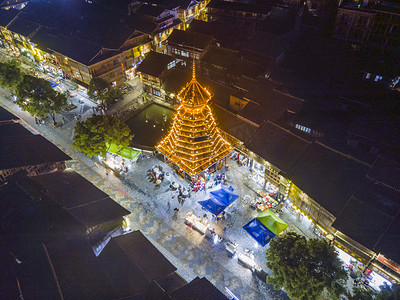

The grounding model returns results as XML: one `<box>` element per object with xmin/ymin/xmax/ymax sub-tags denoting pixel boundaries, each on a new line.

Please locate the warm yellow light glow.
<box><xmin>156</xmin><ymin>62</ymin><xmax>232</xmax><ymax>176</ymax></box>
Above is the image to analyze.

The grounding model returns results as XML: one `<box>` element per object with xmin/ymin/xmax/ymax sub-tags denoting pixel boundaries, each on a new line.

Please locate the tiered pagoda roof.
<box><xmin>156</xmin><ymin>63</ymin><xmax>232</xmax><ymax>176</ymax></box>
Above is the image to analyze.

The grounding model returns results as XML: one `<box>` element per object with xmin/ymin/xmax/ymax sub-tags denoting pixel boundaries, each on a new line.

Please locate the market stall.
<box><xmin>103</xmin><ymin>143</ymin><xmax>141</xmax><ymax>173</ymax></box>
<box><xmin>198</xmin><ymin>184</ymin><xmax>239</xmax><ymax>216</ymax></box>
<box><xmin>243</xmin><ymin>209</ymin><xmax>288</xmax><ymax>246</ymax></box>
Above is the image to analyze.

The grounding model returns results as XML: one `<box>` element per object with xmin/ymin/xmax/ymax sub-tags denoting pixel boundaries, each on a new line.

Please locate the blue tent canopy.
<box><xmin>198</xmin><ymin>196</ymin><xmax>227</xmax><ymax>216</ymax></box>
<box><xmin>49</xmin><ymin>80</ymin><xmax>59</xmax><ymax>88</ymax></box>
<box><xmin>198</xmin><ymin>184</ymin><xmax>239</xmax><ymax>215</ymax></box>
<box><xmin>209</xmin><ymin>184</ymin><xmax>238</xmax><ymax>206</ymax></box>
<box><xmin>243</xmin><ymin>218</ymin><xmax>276</xmax><ymax>247</ymax></box>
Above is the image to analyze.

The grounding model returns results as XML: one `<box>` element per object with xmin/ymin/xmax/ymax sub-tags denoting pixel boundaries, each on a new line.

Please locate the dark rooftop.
<box><xmin>169</xmin><ymin>276</ymin><xmax>229</xmax><ymax>300</ymax></box>
<box><xmin>0</xmin><ymin>123</ymin><xmax>33</xmax><ymax>136</ymax></box>
<box><xmin>0</xmin><ymin>135</ymin><xmax>71</xmax><ymax>171</ymax></box>
<box><xmin>211</xmin><ymin>103</ymin><xmax>258</xmax><ymax>144</ymax></box>
<box><xmin>44</xmin><ymin>239</ymin><xmax>116</xmax><ymax>300</ymax></box>
<box><xmin>375</xmin><ymin>214</ymin><xmax>400</xmax><ymax>264</ymax></box>
<box><xmin>287</xmin><ymin>142</ymin><xmax>370</xmax><ymax>216</ymax></box>
<box><xmin>99</xmin><ymin>231</ymin><xmax>177</xmax><ymax>297</ymax></box>
<box><xmin>31</xmin><ymin>27</ymin><xmax>103</xmax><ymax>66</ymax></box>
<box><xmin>0</xmin><ymin>8</ymin><xmax>19</xmax><ymax>27</ymax></box>
<box><xmin>137</xmin><ymin>51</ymin><xmax>174</xmax><ymax>78</ymax></box>
<box><xmin>31</xmin><ymin>171</ymin><xmax>130</xmax><ymax>227</ymax></box>
<box><xmin>367</xmin><ymin>156</ymin><xmax>400</xmax><ymax>193</ymax></box>
<box><xmin>207</xmin><ymin>0</ymin><xmax>272</xmax><ymax>14</ymax></box>
<box><xmin>245</xmin><ymin>121</ymin><xmax>312</xmax><ymax>173</ymax></box>
<box><xmin>237</xmin><ymin>77</ymin><xmax>304</xmax><ymax>125</ymax></box>
<box><xmin>332</xmin><ymin>196</ymin><xmax>393</xmax><ymax>250</ymax></box>
<box><xmin>168</xmin><ymin>29</ymin><xmax>213</xmax><ymax>51</ymax></box>
<box><xmin>135</xmin><ymin>3</ymin><xmax>167</xmax><ymax>17</ymax></box>
<box><xmin>0</xmin><ymin>106</ymin><xmax>19</xmax><ymax>122</ymax></box>
<box><xmin>113</xmin><ymin>231</ymin><xmax>177</xmax><ymax>280</ymax></box>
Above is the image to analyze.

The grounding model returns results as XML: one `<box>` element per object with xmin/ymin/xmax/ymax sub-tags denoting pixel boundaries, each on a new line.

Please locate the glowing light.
<box><xmin>155</xmin><ymin>62</ymin><xmax>232</xmax><ymax>176</ymax></box>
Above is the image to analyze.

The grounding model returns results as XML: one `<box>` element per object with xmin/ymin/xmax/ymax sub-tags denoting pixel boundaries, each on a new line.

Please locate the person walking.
<box><xmin>167</xmin><ymin>200</ymin><xmax>171</xmax><ymax>212</ymax></box>
<box><xmin>62</xmin><ymin>116</ymin><xmax>66</xmax><ymax>126</ymax></box>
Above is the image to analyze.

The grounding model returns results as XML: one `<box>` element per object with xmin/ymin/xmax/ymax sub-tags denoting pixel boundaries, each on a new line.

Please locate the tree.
<box><xmin>88</xmin><ymin>77</ymin><xmax>110</xmax><ymax>104</ymax></box>
<box><xmin>72</xmin><ymin>115</ymin><xmax>133</xmax><ymax>158</ymax></box>
<box><xmin>347</xmin><ymin>286</ymin><xmax>377</xmax><ymax>300</ymax></box>
<box><xmin>14</xmin><ymin>75</ymin><xmax>68</xmax><ymax>124</ymax></box>
<box><xmin>0</xmin><ymin>61</ymin><xmax>23</xmax><ymax>89</ymax></box>
<box><xmin>377</xmin><ymin>283</ymin><xmax>400</xmax><ymax>300</ymax></box>
<box><xmin>265</xmin><ymin>232</ymin><xmax>348</xmax><ymax>300</ymax></box>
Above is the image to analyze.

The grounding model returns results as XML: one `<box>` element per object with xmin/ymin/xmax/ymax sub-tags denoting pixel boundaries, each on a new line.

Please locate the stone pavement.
<box><xmin>0</xmin><ymin>88</ymin><xmax>294</xmax><ymax>299</ymax></box>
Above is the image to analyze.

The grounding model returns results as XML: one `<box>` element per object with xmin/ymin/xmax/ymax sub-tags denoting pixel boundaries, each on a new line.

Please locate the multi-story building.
<box><xmin>240</xmin><ymin>120</ymin><xmax>400</xmax><ymax>283</ymax></box>
<box><xmin>333</xmin><ymin>0</ymin><xmax>400</xmax><ymax>53</ymax></box>
<box><xmin>0</xmin><ymin>1</ymin><xmax>153</xmax><ymax>87</ymax></box>
<box><xmin>133</xmin><ymin>3</ymin><xmax>184</xmax><ymax>53</ymax></box>
<box><xmin>206</xmin><ymin>0</ymin><xmax>272</xmax><ymax>32</ymax></box>
<box><xmin>134</xmin><ymin>0</ymin><xmax>209</xmax><ymax>29</ymax></box>
<box><xmin>167</xmin><ymin>29</ymin><xmax>214</xmax><ymax>62</ymax></box>
<box><xmin>136</xmin><ymin>51</ymin><xmax>176</xmax><ymax>100</ymax></box>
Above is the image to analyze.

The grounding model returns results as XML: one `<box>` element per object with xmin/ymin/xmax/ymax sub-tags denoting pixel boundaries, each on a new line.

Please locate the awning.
<box><xmin>198</xmin><ymin>184</ymin><xmax>239</xmax><ymax>215</ymax></box>
<box><xmin>108</xmin><ymin>143</ymin><xmax>140</xmax><ymax>161</ymax></box>
<box><xmin>256</xmin><ymin>209</ymin><xmax>288</xmax><ymax>235</ymax></box>
<box><xmin>243</xmin><ymin>209</ymin><xmax>288</xmax><ymax>246</ymax></box>
<box><xmin>243</xmin><ymin>218</ymin><xmax>275</xmax><ymax>247</ymax></box>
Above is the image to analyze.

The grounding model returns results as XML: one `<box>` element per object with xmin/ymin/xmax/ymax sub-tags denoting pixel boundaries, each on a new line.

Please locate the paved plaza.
<box><xmin>0</xmin><ymin>52</ymin><xmax>320</xmax><ymax>299</ymax></box>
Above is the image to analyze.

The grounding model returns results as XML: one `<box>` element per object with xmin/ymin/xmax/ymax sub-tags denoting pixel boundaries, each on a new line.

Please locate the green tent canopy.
<box><xmin>107</xmin><ymin>143</ymin><xmax>140</xmax><ymax>161</ymax></box>
<box><xmin>256</xmin><ymin>209</ymin><xmax>288</xmax><ymax>235</ymax></box>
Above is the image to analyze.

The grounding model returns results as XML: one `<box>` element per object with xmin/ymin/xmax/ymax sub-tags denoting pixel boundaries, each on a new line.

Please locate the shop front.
<box><xmin>228</xmin><ymin>150</ymin><xmax>251</xmax><ymax>169</ymax></box>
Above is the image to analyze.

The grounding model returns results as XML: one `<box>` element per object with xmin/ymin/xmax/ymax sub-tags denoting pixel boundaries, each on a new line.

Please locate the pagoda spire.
<box><xmin>192</xmin><ymin>60</ymin><xmax>196</xmax><ymax>80</ymax></box>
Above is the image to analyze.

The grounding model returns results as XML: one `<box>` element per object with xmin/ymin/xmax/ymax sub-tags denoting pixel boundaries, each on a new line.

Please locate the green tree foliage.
<box><xmin>15</xmin><ymin>75</ymin><xmax>68</xmax><ymax>124</ymax></box>
<box><xmin>106</xmin><ymin>88</ymin><xmax>122</xmax><ymax>103</ymax></box>
<box><xmin>348</xmin><ymin>286</ymin><xmax>377</xmax><ymax>300</ymax></box>
<box><xmin>0</xmin><ymin>61</ymin><xmax>23</xmax><ymax>89</ymax></box>
<box><xmin>377</xmin><ymin>283</ymin><xmax>400</xmax><ymax>300</ymax></box>
<box><xmin>88</xmin><ymin>77</ymin><xmax>110</xmax><ymax>104</ymax></box>
<box><xmin>265</xmin><ymin>232</ymin><xmax>348</xmax><ymax>300</ymax></box>
<box><xmin>88</xmin><ymin>77</ymin><xmax>122</xmax><ymax>104</ymax></box>
<box><xmin>72</xmin><ymin>115</ymin><xmax>133</xmax><ymax>157</ymax></box>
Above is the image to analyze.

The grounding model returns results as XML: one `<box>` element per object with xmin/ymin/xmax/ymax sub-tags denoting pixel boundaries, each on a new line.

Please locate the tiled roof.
<box><xmin>137</xmin><ymin>51</ymin><xmax>174</xmax><ymax>78</ymax></box>
<box><xmin>245</xmin><ymin>121</ymin><xmax>312</xmax><ymax>173</ymax></box>
<box><xmin>201</xmin><ymin>46</ymin><xmax>239</xmax><ymax>69</ymax></box>
<box><xmin>31</xmin><ymin>27</ymin><xmax>102</xmax><ymax>65</ymax></box>
<box><xmin>7</xmin><ymin>14</ymin><xmax>41</xmax><ymax>37</ymax></box>
<box><xmin>99</xmin><ymin>231</ymin><xmax>177</xmax><ymax>297</ymax></box>
<box><xmin>113</xmin><ymin>231</ymin><xmax>177</xmax><ymax>279</ymax></box>
<box><xmin>237</xmin><ymin>78</ymin><xmax>303</xmax><ymax>125</ymax></box>
<box><xmin>31</xmin><ymin>171</ymin><xmax>130</xmax><ymax>227</ymax></box>
<box><xmin>169</xmin><ymin>277</ymin><xmax>228</xmax><ymax>300</ymax></box>
<box><xmin>44</xmin><ymin>239</ymin><xmax>116</xmax><ymax>300</ymax></box>
<box><xmin>0</xmin><ymin>135</ymin><xmax>71</xmax><ymax>170</ymax></box>
<box><xmin>347</xmin><ymin>112</ymin><xmax>400</xmax><ymax>149</ymax></box>
<box><xmin>207</xmin><ymin>0</ymin><xmax>272</xmax><ymax>14</ymax></box>
<box><xmin>136</xmin><ymin>3</ymin><xmax>167</xmax><ymax>17</ymax></box>
<box><xmin>211</xmin><ymin>103</ymin><xmax>258</xmax><ymax>143</ymax></box>
<box><xmin>0</xmin><ymin>123</ymin><xmax>33</xmax><ymax>136</ymax></box>
<box><xmin>367</xmin><ymin>155</ymin><xmax>400</xmax><ymax>192</ymax></box>
<box><xmin>332</xmin><ymin>196</ymin><xmax>393</xmax><ymax>250</ymax></box>
<box><xmin>0</xmin><ymin>8</ymin><xmax>19</xmax><ymax>27</ymax></box>
<box><xmin>0</xmin><ymin>106</ymin><xmax>19</xmax><ymax>122</ymax></box>
<box><xmin>375</xmin><ymin>215</ymin><xmax>400</xmax><ymax>264</ymax></box>
<box><xmin>168</xmin><ymin>29</ymin><xmax>213</xmax><ymax>51</ymax></box>
<box><xmin>287</xmin><ymin>142</ymin><xmax>370</xmax><ymax>216</ymax></box>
